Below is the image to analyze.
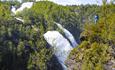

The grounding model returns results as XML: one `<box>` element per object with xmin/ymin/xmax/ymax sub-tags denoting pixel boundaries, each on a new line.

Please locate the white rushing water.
<box><xmin>15</xmin><ymin>17</ymin><xmax>24</xmax><ymax>22</ymax></box>
<box><xmin>44</xmin><ymin>31</ymin><xmax>73</xmax><ymax>70</ymax></box>
<box><xmin>44</xmin><ymin>23</ymin><xmax>78</xmax><ymax>70</ymax></box>
<box><xmin>11</xmin><ymin>2</ymin><xmax>34</xmax><ymax>22</ymax></box>
<box><xmin>55</xmin><ymin>22</ymin><xmax>78</xmax><ymax>48</ymax></box>
<box><xmin>11</xmin><ymin>6</ymin><xmax>16</xmax><ymax>14</ymax></box>
<box><xmin>16</xmin><ymin>2</ymin><xmax>33</xmax><ymax>13</ymax></box>
<box><xmin>11</xmin><ymin>2</ymin><xmax>34</xmax><ymax>14</ymax></box>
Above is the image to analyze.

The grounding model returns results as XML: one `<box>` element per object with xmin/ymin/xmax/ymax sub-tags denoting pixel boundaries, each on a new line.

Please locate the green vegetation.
<box><xmin>0</xmin><ymin>0</ymin><xmax>114</xmax><ymax>70</ymax></box>
<box><xmin>17</xmin><ymin>1</ymin><xmax>100</xmax><ymax>40</ymax></box>
<box><xmin>67</xmin><ymin>1</ymin><xmax>115</xmax><ymax>70</ymax></box>
<box><xmin>0</xmin><ymin>2</ymin><xmax>11</xmax><ymax>20</ymax></box>
<box><xmin>0</xmin><ymin>2</ymin><xmax>52</xmax><ymax>70</ymax></box>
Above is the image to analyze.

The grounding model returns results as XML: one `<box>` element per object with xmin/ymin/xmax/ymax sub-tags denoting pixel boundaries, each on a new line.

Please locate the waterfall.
<box><xmin>44</xmin><ymin>31</ymin><xmax>73</xmax><ymax>70</ymax></box>
<box><xmin>11</xmin><ymin>6</ymin><xmax>16</xmax><ymax>14</ymax></box>
<box><xmin>55</xmin><ymin>22</ymin><xmax>78</xmax><ymax>47</ymax></box>
<box><xmin>11</xmin><ymin>2</ymin><xmax>78</xmax><ymax>69</ymax></box>
<box><xmin>44</xmin><ymin>23</ymin><xmax>78</xmax><ymax>70</ymax></box>
<box><xmin>11</xmin><ymin>2</ymin><xmax>34</xmax><ymax>23</ymax></box>
<box><xmin>11</xmin><ymin>2</ymin><xmax>34</xmax><ymax>14</ymax></box>
<box><xmin>15</xmin><ymin>2</ymin><xmax>33</xmax><ymax>14</ymax></box>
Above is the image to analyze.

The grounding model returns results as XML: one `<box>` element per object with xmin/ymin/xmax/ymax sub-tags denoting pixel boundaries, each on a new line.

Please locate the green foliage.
<box><xmin>0</xmin><ymin>1</ymin><xmax>86</xmax><ymax>69</ymax></box>
<box><xmin>27</xmin><ymin>24</ymin><xmax>52</xmax><ymax>70</ymax></box>
<box><xmin>0</xmin><ymin>12</ymin><xmax>52</xmax><ymax>70</ymax></box>
<box><xmin>0</xmin><ymin>1</ymin><xmax>114</xmax><ymax>70</ymax></box>
<box><xmin>17</xmin><ymin>1</ymin><xmax>97</xmax><ymax>40</ymax></box>
<box><xmin>68</xmin><ymin>2</ymin><xmax>115</xmax><ymax>70</ymax></box>
<box><xmin>81</xmin><ymin>43</ymin><xmax>109</xmax><ymax>70</ymax></box>
<box><xmin>0</xmin><ymin>2</ymin><xmax>11</xmax><ymax>20</ymax></box>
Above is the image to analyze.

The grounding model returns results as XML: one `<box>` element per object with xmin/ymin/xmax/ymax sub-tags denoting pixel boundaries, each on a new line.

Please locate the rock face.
<box><xmin>104</xmin><ymin>59</ymin><xmax>115</xmax><ymax>70</ymax></box>
<box><xmin>44</xmin><ymin>31</ymin><xmax>73</xmax><ymax>70</ymax></box>
<box><xmin>65</xmin><ymin>49</ymin><xmax>82</xmax><ymax>70</ymax></box>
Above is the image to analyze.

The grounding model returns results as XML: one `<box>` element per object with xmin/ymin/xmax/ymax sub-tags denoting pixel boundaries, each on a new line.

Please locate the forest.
<box><xmin>0</xmin><ymin>0</ymin><xmax>115</xmax><ymax>70</ymax></box>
